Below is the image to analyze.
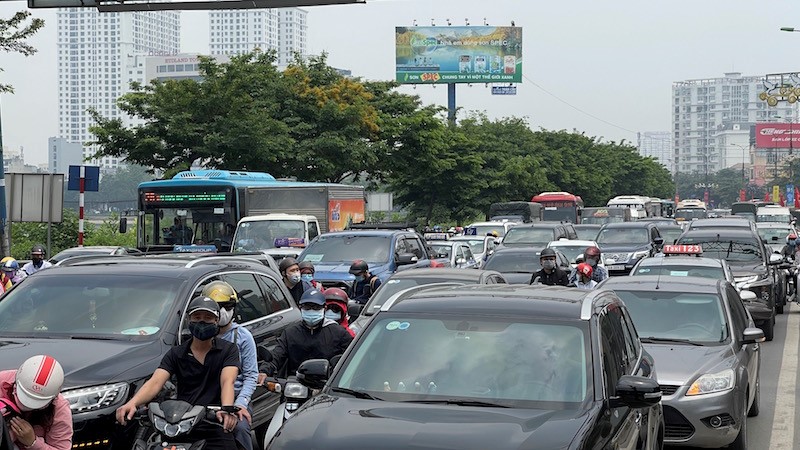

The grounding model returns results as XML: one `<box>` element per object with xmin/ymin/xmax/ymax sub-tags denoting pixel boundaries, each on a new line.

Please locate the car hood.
<box><xmin>644</xmin><ymin>343</ymin><xmax>733</xmax><ymax>385</ymax></box>
<box><xmin>270</xmin><ymin>395</ymin><xmax>591</xmax><ymax>450</ymax></box>
<box><xmin>0</xmin><ymin>337</ymin><xmax>166</xmax><ymax>389</ymax></box>
<box><xmin>598</xmin><ymin>244</ymin><xmax>649</xmax><ymax>254</ymax></box>
<box><xmin>312</xmin><ymin>262</ymin><xmax>389</xmax><ymax>283</ymax></box>
<box><xmin>728</xmin><ymin>262</ymin><xmax>767</xmax><ymax>278</ymax></box>
<box><xmin>500</xmin><ymin>272</ymin><xmax>533</xmax><ymax>284</ymax></box>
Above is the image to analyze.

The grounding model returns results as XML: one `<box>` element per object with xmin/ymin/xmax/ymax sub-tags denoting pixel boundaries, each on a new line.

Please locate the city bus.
<box><xmin>674</xmin><ymin>199</ymin><xmax>708</xmax><ymax>222</ymax></box>
<box><xmin>606</xmin><ymin>195</ymin><xmax>661</xmax><ymax>218</ymax></box>
<box><xmin>136</xmin><ymin>170</ymin><xmax>365</xmax><ymax>252</ymax></box>
<box><xmin>531</xmin><ymin>191</ymin><xmax>584</xmax><ymax>223</ymax></box>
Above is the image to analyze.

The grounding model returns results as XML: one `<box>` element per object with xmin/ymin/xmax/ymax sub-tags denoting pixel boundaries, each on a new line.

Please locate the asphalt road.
<box><xmin>667</xmin><ymin>301</ymin><xmax>799</xmax><ymax>449</ymax></box>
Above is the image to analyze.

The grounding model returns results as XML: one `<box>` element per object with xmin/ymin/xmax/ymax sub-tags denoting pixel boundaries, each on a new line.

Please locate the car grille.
<box><xmin>659</xmin><ymin>384</ymin><xmax>680</xmax><ymax>396</ymax></box>
<box><xmin>664</xmin><ymin>405</ymin><xmax>695</xmax><ymax>440</ymax></box>
<box><xmin>605</xmin><ymin>253</ymin><xmax>630</xmax><ymax>263</ymax></box>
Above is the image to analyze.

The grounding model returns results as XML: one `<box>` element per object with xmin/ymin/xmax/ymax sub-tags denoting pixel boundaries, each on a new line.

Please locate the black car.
<box><xmin>0</xmin><ymin>255</ymin><xmax>301</xmax><ymax>449</ymax></box>
<box><xmin>499</xmin><ymin>222</ymin><xmax>578</xmax><ymax>249</ymax></box>
<box><xmin>597</xmin><ymin>222</ymin><xmax>664</xmax><ymax>274</ymax></box>
<box><xmin>676</xmin><ymin>229</ymin><xmax>784</xmax><ymax>340</ymax></box>
<box><xmin>483</xmin><ymin>247</ymin><xmax>571</xmax><ymax>283</ymax></box>
<box><xmin>268</xmin><ymin>284</ymin><xmax>664</xmax><ymax>449</ymax></box>
<box><xmin>50</xmin><ymin>246</ymin><xmax>142</xmax><ymax>264</ymax></box>
<box><xmin>656</xmin><ymin>224</ymin><xmax>685</xmax><ymax>246</ymax></box>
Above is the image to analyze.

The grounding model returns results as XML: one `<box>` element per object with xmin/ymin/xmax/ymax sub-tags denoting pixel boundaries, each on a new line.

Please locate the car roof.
<box><xmin>321</xmin><ymin>230</ymin><xmax>407</xmax><ymax>237</ymax></box>
<box><xmin>600</xmin><ymin>222</ymin><xmax>654</xmax><ymax>229</ymax></box>
<box><xmin>54</xmin><ymin>254</ymin><xmax>272</xmax><ymax>273</ymax></box>
<box><xmin>574</xmin><ymin>224</ymin><xmax>601</xmax><ymax>228</ymax></box>
<box><xmin>679</xmin><ymin>229</ymin><xmax>759</xmax><ymax>240</ymax></box>
<box><xmin>388</xmin><ymin>284</ymin><xmax>603</xmax><ymax>320</ymax></box>
<box><xmin>601</xmin><ymin>275</ymin><xmax>722</xmax><ymax>294</ymax></box>
<box><xmin>547</xmin><ymin>239</ymin><xmax>596</xmax><ymax>247</ymax></box>
<box><xmin>386</xmin><ymin>268</ymin><xmax>501</xmax><ymax>281</ymax></box>
<box><xmin>55</xmin><ymin>246</ymin><xmax>124</xmax><ymax>254</ymax></box>
<box><xmin>656</xmin><ymin>224</ymin><xmax>684</xmax><ymax>230</ymax></box>
<box><xmin>450</xmin><ymin>235</ymin><xmax>490</xmax><ymax>241</ymax></box>
<box><xmin>637</xmin><ymin>256</ymin><xmax>723</xmax><ymax>268</ymax></box>
<box><xmin>492</xmin><ymin>247</ymin><xmax>545</xmax><ymax>255</ymax></box>
<box><xmin>509</xmin><ymin>222</ymin><xmax>567</xmax><ymax>229</ymax></box>
<box><xmin>689</xmin><ymin>217</ymin><xmax>752</xmax><ymax>226</ymax></box>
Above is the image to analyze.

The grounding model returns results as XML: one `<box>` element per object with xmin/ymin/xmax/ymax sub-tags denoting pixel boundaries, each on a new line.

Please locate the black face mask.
<box><xmin>188</xmin><ymin>321</ymin><xmax>219</xmax><ymax>341</ymax></box>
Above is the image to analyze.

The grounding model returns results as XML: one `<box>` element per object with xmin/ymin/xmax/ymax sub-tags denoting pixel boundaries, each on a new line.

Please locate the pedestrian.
<box><xmin>530</xmin><ymin>248</ymin><xmax>569</xmax><ymax>286</ymax></box>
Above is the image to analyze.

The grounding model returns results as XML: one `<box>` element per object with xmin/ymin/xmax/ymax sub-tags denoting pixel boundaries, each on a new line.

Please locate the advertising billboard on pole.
<box><xmin>395</xmin><ymin>26</ymin><xmax>522</xmax><ymax>84</ymax></box>
<box><xmin>755</xmin><ymin>123</ymin><xmax>800</xmax><ymax>148</ymax></box>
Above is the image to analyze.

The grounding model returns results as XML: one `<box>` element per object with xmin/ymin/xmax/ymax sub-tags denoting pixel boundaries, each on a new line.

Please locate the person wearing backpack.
<box><xmin>347</xmin><ymin>260</ymin><xmax>381</xmax><ymax>304</ymax></box>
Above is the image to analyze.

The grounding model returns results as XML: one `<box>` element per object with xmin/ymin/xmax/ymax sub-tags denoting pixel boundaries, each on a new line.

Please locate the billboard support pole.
<box><xmin>447</xmin><ymin>83</ymin><xmax>456</xmax><ymax>126</ymax></box>
<box><xmin>79</xmin><ymin>165</ymin><xmax>85</xmax><ymax>247</ymax></box>
<box><xmin>0</xmin><ymin>100</ymin><xmax>7</xmax><ymax>257</ymax></box>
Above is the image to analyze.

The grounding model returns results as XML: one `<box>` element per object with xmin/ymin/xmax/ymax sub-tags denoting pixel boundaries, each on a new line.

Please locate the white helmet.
<box><xmin>15</xmin><ymin>355</ymin><xmax>64</xmax><ymax>410</ymax></box>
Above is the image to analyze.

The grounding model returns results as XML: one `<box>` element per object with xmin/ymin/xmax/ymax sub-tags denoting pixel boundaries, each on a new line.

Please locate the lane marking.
<box><xmin>769</xmin><ymin>303</ymin><xmax>798</xmax><ymax>449</ymax></box>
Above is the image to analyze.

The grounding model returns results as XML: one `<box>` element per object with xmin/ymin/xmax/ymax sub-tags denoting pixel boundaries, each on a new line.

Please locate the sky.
<box><xmin>1</xmin><ymin>0</ymin><xmax>800</xmax><ymax>166</ymax></box>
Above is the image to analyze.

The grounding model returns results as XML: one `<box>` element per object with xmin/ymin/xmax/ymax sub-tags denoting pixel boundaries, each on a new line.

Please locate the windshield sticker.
<box><xmin>638</xmin><ymin>268</ymin><xmax>651</xmax><ymax>273</ymax></box>
<box><xmin>397</xmin><ymin>322</ymin><xmax>410</xmax><ymax>330</ymax></box>
<box><xmin>386</xmin><ymin>279</ymin><xmax>401</xmax><ymax>284</ymax></box>
<box><xmin>669</xmin><ymin>271</ymin><xmax>689</xmax><ymax>277</ymax></box>
<box><xmin>386</xmin><ymin>321</ymin><xmax>401</xmax><ymax>331</ymax></box>
<box><xmin>303</xmin><ymin>254</ymin><xmax>324</xmax><ymax>262</ymax></box>
<box><xmin>121</xmin><ymin>326</ymin><xmax>160</xmax><ymax>336</ymax></box>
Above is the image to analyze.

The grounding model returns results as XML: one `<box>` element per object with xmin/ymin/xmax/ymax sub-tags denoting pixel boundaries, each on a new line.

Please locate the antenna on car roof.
<box><xmin>655</xmin><ymin>249</ymin><xmax>664</xmax><ymax>290</ymax></box>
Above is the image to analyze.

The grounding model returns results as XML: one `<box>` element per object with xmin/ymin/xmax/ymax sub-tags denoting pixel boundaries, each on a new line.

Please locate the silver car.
<box><xmin>599</xmin><ymin>276</ymin><xmax>763</xmax><ymax>449</ymax></box>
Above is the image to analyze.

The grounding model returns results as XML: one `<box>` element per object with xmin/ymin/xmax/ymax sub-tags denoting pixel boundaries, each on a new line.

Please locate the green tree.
<box><xmin>10</xmin><ymin>210</ymin><xmax>80</xmax><ymax>259</ymax></box>
<box><xmin>85</xmin><ymin>214</ymin><xmax>136</xmax><ymax>247</ymax></box>
<box><xmin>0</xmin><ymin>11</ymin><xmax>44</xmax><ymax>93</ymax></box>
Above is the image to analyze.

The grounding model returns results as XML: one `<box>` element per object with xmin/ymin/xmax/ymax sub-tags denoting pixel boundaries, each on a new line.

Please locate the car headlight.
<box><xmin>284</xmin><ymin>382</ymin><xmax>309</xmax><ymax>399</ymax></box>
<box><xmin>63</xmin><ymin>382</ymin><xmax>129</xmax><ymax>414</ymax></box>
<box><xmin>632</xmin><ymin>250</ymin><xmax>649</xmax><ymax>259</ymax></box>
<box><xmin>686</xmin><ymin>369</ymin><xmax>735</xmax><ymax>396</ymax></box>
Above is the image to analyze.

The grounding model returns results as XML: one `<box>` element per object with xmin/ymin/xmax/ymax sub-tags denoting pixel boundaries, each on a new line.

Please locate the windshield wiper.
<box><xmin>403</xmin><ymin>399</ymin><xmax>510</xmax><ymax>408</ymax></box>
<box><xmin>330</xmin><ymin>387</ymin><xmax>383</xmax><ymax>400</ymax></box>
<box><xmin>640</xmin><ymin>337</ymin><xmax>704</xmax><ymax>346</ymax></box>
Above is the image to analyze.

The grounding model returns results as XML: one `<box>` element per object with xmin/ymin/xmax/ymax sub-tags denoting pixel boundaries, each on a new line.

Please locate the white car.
<box><xmin>450</xmin><ymin>235</ymin><xmax>499</xmax><ymax>268</ymax></box>
<box><xmin>546</xmin><ymin>239</ymin><xmax>606</xmax><ymax>269</ymax></box>
<box><xmin>464</xmin><ymin>221</ymin><xmax>517</xmax><ymax>238</ymax></box>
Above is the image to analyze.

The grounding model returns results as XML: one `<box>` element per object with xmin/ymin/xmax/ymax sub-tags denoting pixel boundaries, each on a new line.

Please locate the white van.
<box><xmin>756</xmin><ymin>205</ymin><xmax>792</xmax><ymax>224</ymax></box>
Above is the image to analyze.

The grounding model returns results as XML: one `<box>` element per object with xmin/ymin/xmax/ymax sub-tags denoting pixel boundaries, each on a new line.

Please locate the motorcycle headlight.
<box><xmin>151</xmin><ymin>415</ymin><xmax>197</xmax><ymax>438</ymax></box>
<box><xmin>686</xmin><ymin>369</ymin><xmax>735</xmax><ymax>396</ymax></box>
<box><xmin>63</xmin><ymin>382</ymin><xmax>129</xmax><ymax>414</ymax></box>
<box><xmin>284</xmin><ymin>382</ymin><xmax>309</xmax><ymax>399</ymax></box>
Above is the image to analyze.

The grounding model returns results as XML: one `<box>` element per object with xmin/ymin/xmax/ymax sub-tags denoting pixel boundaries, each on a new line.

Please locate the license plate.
<box><xmin>608</xmin><ymin>265</ymin><xmax>626</xmax><ymax>271</ymax></box>
<box><xmin>161</xmin><ymin>445</ymin><xmax>188</xmax><ymax>450</ymax></box>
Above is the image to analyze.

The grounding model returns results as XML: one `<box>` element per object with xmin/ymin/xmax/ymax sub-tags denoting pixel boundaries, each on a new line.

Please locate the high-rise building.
<box><xmin>57</xmin><ymin>10</ymin><xmax>181</xmax><ymax>171</ymax></box>
<box><xmin>48</xmin><ymin>137</ymin><xmax>83</xmax><ymax>175</ymax></box>
<box><xmin>637</xmin><ymin>131</ymin><xmax>672</xmax><ymax>172</ymax></box>
<box><xmin>208</xmin><ymin>8</ymin><xmax>306</xmax><ymax>65</ymax></box>
<box><xmin>144</xmin><ymin>53</ymin><xmax>231</xmax><ymax>84</ymax></box>
<box><xmin>672</xmin><ymin>72</ymin><xmax>793</xmax><ymax>176</ymax></box>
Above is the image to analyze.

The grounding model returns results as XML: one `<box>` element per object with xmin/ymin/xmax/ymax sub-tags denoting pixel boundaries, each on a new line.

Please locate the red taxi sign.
<box><xmin>663</xmin><ymin>244</ymin><xmax>702</xmax><ymax>255</ymax></box>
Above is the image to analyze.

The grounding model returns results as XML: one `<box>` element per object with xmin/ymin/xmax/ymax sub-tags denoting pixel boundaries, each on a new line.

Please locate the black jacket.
<box><xmin>267</xmin><ymin>319</ymin><xmax>353</xmax><ymax>377</ymax></box>
<box><xmin>530</xmin><ymin>268</ymin><xmax>570</xmax><ymax>286</ymax></box>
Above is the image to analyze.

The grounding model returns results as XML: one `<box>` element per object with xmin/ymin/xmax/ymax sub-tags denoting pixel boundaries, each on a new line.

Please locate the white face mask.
<box><xmin>219</xmin><ymin>308</ymin><xmax>234</xmax><ymax>326</ymax></box>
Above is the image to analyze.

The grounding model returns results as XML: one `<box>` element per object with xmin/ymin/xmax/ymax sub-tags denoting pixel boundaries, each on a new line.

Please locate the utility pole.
<box><xmin>0</xmin><ymin>100</ymin><xmax>8</xmax><ymax>256</ymax></box>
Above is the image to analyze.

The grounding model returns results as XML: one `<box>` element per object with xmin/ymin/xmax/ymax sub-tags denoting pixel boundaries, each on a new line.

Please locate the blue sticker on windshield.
<box><xmin>398</xmin><ymin>322</ymin><xmax>410</xmax><ymax>330</ymax></box>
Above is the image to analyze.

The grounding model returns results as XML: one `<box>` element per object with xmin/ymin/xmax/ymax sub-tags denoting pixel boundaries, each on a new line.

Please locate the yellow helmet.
<box><xmin>0</xmin><ymin>256</ymin><xmax>14</xmax><ymax>264</ymax></box>
<box><xmin>201</xmin><ymin>281</ymin><xmax>238</xmax><ymax>304</ymax></box>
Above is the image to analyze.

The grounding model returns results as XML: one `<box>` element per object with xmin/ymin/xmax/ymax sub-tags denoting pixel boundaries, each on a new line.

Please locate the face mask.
<box><xmin>289</xmin><ymin>274</ymin><xmax>302</xmax><ymax>285</ymax></box>
<box><xmin>586</xmin><ymin>258</ymin><xmax>598</xmax><ymax>267</ymax></box>
<box><xmin>325</xmin><ymin>310</ymin><xmax>342</xmax><ymax>321</ymax></box>
<box><xmin>354</xmin><ymin>275</ymin><xmax>365</xmax><ymax>282</ymax></box>
<box><xmin>188</xmin><ymin>321</ymin><xmax>219</xmax><ymax>341</ymax></box>
<box><xmin>218</xmin><ymin>308</ymin><xmax>234</xmax><ymax>327</ymax></box>
<box><xmin>301</xmin><ymin>310</ymin><xmax>324</xmax><ymax>326</ymax></box>
<box><xmin>301</xmin><ymin>274</ymin><xmax>314</xmax><ymax>283</ymax></box>
<box><xmin>541</xmin><ymin>260</ymin><xmax>556</xmax><ymax>270</ymax></box>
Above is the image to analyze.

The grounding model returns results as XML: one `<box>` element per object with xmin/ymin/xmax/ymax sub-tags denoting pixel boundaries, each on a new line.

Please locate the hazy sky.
<box><xmin>1</xmin><ymin>0</ymin><xmax>800</xmax><ymax>165</ymax></box>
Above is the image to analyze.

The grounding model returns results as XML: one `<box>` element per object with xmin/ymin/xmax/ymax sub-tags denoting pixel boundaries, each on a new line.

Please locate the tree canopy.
<box><xmin>0</xmin><ymin>11</ymin><xmax>44</xmax><ymax>93</ymax></box>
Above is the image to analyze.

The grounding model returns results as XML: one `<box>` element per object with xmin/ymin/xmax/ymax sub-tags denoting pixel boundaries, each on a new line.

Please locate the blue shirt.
<box><xmin>219</xmin><ymin>322</ymin><xmax>259</xmax><ymax>408</ymax></box>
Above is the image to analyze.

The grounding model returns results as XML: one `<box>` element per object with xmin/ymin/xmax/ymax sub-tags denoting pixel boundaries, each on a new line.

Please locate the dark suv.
<box><xmin>499</xmin><ymin>222</ymin><xmax>578</xmax><ymax>249</ymax></box>
<box><xmin>268</xmin><ymin>284</ymin><xmax>665</xmax><ymax>449</ymax></box>
<box><xmin>0</xmin><ymin>255</ymin><xmax>301</xmax><ymax>449</ymax></box>
<box><xmin>597</xmin><ymin>222</ymin><xmax>664</xmax><ymax>274</ymax></box>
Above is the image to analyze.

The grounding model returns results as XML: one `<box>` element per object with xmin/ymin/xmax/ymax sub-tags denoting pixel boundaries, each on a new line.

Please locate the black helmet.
<box><xmin>187</xmin><ymin>295</ymin><xmax>220</xmax><ymax>318</ymax></box>
<box><xmin>540</xmin><ymin>248</ymin><xmax>557</xmax><ymax>258</ymax></box>
<box><xmin>349</xmin><ymin>259</ymin><xmax>368</xmax><ymax>275</ymax></box>
<box><xmin>278</xmin><ymin>257</ymin><xmax>299</xmax><ymax>274</ymax></box>
<box><xmin>298</xmin><ymin>261</ymin><xmax>315</xmax><ymax>273</ymax></box>
<box><xmin>30</xmin><ymin>244</ymin><xmax>46</xmax><ymax>257</ymax></box>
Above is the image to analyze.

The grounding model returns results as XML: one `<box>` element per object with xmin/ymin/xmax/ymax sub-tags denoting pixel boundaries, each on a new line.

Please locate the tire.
<box><xmin>729</xmin><ymin>400</ymin><xmax>747</xmax><ymax>450</ymax></box>
<box><xmin>760</xmin><ymin>318</ymin><xmax>775</xmax><ymax>342</ymax></box>
<box><xmin>777</xmin><ymin>303</ymin><xmax>785</xmax><ymax>314</ymax></box>
<box><xmin>749</xmin><ymin>380</ymin><xmax>760</xmax><ymax>417</ymax></box>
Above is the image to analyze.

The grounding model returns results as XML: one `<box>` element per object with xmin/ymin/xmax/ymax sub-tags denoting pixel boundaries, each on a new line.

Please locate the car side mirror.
<box><xmin>653</xmin><ymin>237</ymin><xmax>664</xmax><ymax>247</ymax></box>
<box><xmin>347</xmin><ymin>301</ymin><xmax>363</xmax><ymax>318</ymax></box>
<box><xmin>296</xmin><ymin>359</ymin><xmax>330</xmax><ymax>390</ymax></box>
<box><xmin>396</xmin><ymin>253</ymin><xmax>418</xmax><ymax>265</ymax></box>
<box><xmin>740</xmin><ymin>290</ymin><xmax>757</xmax><ymax>302</ymax></box>
<box><xmin>119</xmin><ymin>217</ymin><xmax>128</xmax><ymax>234</ymax></box>
<box><xmin>611</xmin><ymin>375</ymin><xmax>661</xmax><ymax>409</ymax></box>
<box><xmin>769</xmin><ymin>253</ymin><xmax>784</xmax><ymax>265</ymax></box>
<box><xmin>742</xmin><ymin>327</ymin><xmax>765</xmax><ymax>345</ymax></box>
<box><xmin>456</xmin><ymin>258</ymin><xmax>466</xmax><ymax>265</ymax></box>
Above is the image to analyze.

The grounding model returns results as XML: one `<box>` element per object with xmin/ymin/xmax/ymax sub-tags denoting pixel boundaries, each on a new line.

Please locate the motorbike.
<box><xmin>258</xmin><ymin>347</ymin><xmax>313</xmax><ymax>449</ymax></box>
<box><xmin>131</xmin><ymin>400</ymin><xmax>225</xmax><ymax>450</ymax></box>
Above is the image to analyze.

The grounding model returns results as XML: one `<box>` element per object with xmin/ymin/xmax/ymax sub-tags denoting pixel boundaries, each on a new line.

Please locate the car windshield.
<box><xmin>454</xmin><ymin>239</ymin><xmax>486</xmax><ymax>255</ymax></box>
<box><xmin>675</xmin><ymin>209</ymin><xmax>707</xmax><ymax>220</ymax></box>
<box><xmin>547</xmin><ymin>244</ymin><xmax>586</xmax><ymax>264</ymax></box>
<box><xmin>0</xmin><ymin>274</ymin><xmax>180</xmax><ymax>339</ymax></box>
<box><xmin>501</xmin><ymin>228</ymin><xmax>553</xmax><ymax>246</ymax></box>
<box><xmin>362</xmin><ymin>278</ymin><xmax>468</xmax><ymax>316</ymax></box>
<box><xmin>596</xmin><ymin>228</ymin><xmax>649</xmax><ymax>245</ymax></box>
<box><xmin>677</xmin><ymin>238</ymin><xmax>762</xmax><ymax>262</ymax></box>
<box><xmin>429</xmin><ymin>244</ymin><xmax>452</xmax><ymax>259</ymax></box>
<box><xmin>300</xmin><ymin>235</ymin><xmax>390</xmax><ymax>264</ymax></box>
<box><xmin>757</xmin><ymin>227</ymin><xmax>792</xmax><ymax>244</ymax></box>
<box><xmin>615</xmin><ymin>291</ymin><xmax>728</xmax><ymax>343</ymax></box>
<box><xmin>659</xmin><ymin>229</ymin><xmax>683</xmax><ymax>245</ymax></box>
<box><xmin>233</xmin><ymin>220</ymin><xmax>305</xmax><ymax>251</ymax></box>
<box><xmin>484</xmin><ymin>253</ymin><xmax>540</xmax><ymax>273</ymax></box>
<box><xmin>334</xmin><ymin>315</ymin><xmax>589</xmax><ymax>407</ymax></box>
<box><xmin>632</xmin><ymin>264</ymin><xmax>724</xmax><ymax>280</ymax></box>
<box><xmin>469</xmin><ymin>225</ymin><xmax>506</xmax><ymax>237</ymax></box>
<box><xmin>756</xmin><ymin>214</ymin><xmax>792</xmax><ymax>223</ymax></box>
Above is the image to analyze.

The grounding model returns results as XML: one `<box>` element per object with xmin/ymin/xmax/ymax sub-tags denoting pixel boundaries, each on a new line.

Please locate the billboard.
<box><xmin>395</xmin><ymin>26</ymin><xmax>522</xmax><ymax>84</ymax></box>
<box><xmin>328</xmin><ymin>199</ymin><xmax>365</xmax><ymax>232</ymax></box>
<box><xmin>755</xmin><ymin>123</ymin><xmax>800</xmax><ymax>148</ymax></box>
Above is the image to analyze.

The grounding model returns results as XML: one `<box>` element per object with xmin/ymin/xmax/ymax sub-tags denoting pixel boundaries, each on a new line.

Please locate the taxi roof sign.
<box><xmin>663</xmin><ymin>244</ymin><xmax>703</xmax><ymax>255</ymax></box>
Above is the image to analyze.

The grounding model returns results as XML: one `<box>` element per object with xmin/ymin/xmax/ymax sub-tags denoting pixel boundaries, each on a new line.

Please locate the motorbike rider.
<box><xmin>569</xmin><ymin>246</ymin><xmax>608</xmax><ymax>284</ymax></box>
<box><xmin>117</xmin><ymin>296</ymin><xmax>240</xmax><ymax>450</ymax></box>
<box><xmin>21</xmin><ymin>245</ymin><xmax>52</xmax><ymax>276</ymax></box>
<box><xmin>1</xmin><ymin>258</ymin><xmax>24</xmax><ymax>286</ymax></box>
<box><xmin>204</xmin><ymin>281</ymin><xmax>258</xmax><ymax>450</ymax></box>
<box><xmin>0</xmin><ymin>355</ymin><xmax>73</xmax><ymax>450</ymax></box>
<box><xmin>574</xmin><ymin>263</ymin><xmax>598</xmax><ymax>290</ymax></box>
<box><xmin>279</xmin><ymin>257</ymin><xmax>313</xmax><ymax>303</ymax></box>
<box><xmin>324</xmin><ymin>288</ymin><xmax>356</xmax><ymax>337</ymax></box>
<box><xmin>263</xmin><ymin>289</ymin><xmax>353</xmax><ymax>378</ymax></box>
<box><xmin>530</xmin><ymin>248</ymin><xmax>569</xmax><ymax>286</ymax></box>
<box><xmin>298</xmin><ymin>261</ymin><xmax>324</xmax><ymax>291</ymax></box>
<box><xmin>348</xmin><ymin>260</ymin><xmax>381</xmax><ymax>305</ymax></box>
<box><xmin>781</xmin><ymin>233</ymin><xmax>799</xmax><ymax>261</ymax></box>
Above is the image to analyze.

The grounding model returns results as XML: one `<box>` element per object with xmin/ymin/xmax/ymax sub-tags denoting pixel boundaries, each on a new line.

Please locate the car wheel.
<box><xmin>729</xmin><ymin>399</ymin><xmax>748</xmax><ymax>450</ymax></box>
<box><xmin>760</xmin><ymin>318</ymin><xmax>775</xmax><ymax>341</ymax></box>
<box><xmin>777</xmin><ymin>302</ymin><xmax>785</xmax><ymax>314</ymax></box>
<box><xmin>748</xmin><ymin>380</ymin><xmax>760</xmax><ymax>417</ymax></box>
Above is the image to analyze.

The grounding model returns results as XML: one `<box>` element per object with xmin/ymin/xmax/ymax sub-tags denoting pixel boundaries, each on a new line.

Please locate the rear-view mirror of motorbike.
<box><xmin>347</xmin><ymin>302</ymin><xmax>363</xmax><ymax>318</ymax></box>
<box><xmin>296</xmin><ymin>359</ymin><xmax>330</xmax><ymax>390</ymax></box>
